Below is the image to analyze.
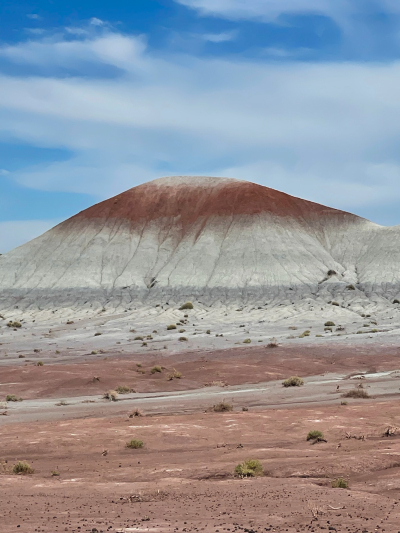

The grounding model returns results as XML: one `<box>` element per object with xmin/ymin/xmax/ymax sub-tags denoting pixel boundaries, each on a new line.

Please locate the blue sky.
<box><xmin>2</xmin><ymin>0</ymin><xmax>400</xmax><ymax>252</ymax></box>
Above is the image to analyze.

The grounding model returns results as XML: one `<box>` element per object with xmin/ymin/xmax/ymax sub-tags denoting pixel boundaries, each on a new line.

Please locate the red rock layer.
<box><xmin>72</xmin><ymin>177</ymin><xmax>359</xmax><ymax>227</ymax></box>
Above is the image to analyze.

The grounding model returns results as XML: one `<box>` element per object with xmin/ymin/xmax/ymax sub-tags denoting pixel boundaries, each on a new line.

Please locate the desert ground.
<box><xmin>2</xmin><ymin>307</ymin><xmax>400</xmax><ymax>532</ymax></box>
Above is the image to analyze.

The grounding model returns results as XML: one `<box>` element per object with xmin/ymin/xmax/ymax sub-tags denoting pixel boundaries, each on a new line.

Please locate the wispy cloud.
<box><xmin>26</xmin><ymin>14</ymin><xmax>42</xmax><ymax>20</ymax></box>
<box><xmin>202</xmin><ymin>31</ymin><xmax>237</xmax><ymax>43</ymax></box>
<box><xmin>1</xmin><ymin>27</ymin><xmax>400</xmax><ymax>246</ymax></box>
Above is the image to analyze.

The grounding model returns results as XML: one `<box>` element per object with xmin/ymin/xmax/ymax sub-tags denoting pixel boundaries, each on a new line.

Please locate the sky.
<box><xmin>2</xmin><ymin>0</ymin><xmax>400</xmax><ymax>253</ymax></box>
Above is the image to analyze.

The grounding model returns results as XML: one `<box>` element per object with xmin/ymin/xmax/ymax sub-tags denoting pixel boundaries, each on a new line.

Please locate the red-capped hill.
<box><xmin>74</xmin><ymin>176</ymin><xmax>357</xmax><ymax>226</ymax></box>
<box><xmin>2</xmin><ymin>175</ymin><xmax>400</xmax><ymax>312</ymax></box>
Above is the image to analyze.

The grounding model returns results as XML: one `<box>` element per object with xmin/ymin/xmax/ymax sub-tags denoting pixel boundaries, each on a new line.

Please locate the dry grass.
<box><xmin>343</xmin><ymin>388</ymin><xmax>370</xmax><ymax>399</ymax></box>
<box><xmin>282</xmin><ymin>376</ymin><xmax>304</xmax><ymax>387</ymax></box>
<box><xmin>13</xmin><ymin>461</ymin><xmax>34</xmax><ymax>475</ymax></box>
<box><xmin>150</xmin><ymin>365</ymin><xmax>162</xmax><ymax>374</ymax></box>
<box><xmin>212</xmin><ymin>401</ymin><xmax>233</xmax><ymax>412</ymax></box>
<box><xmin>331</xmin><ymin>477</ymin><xmax>348</xmax><ymax>488</ymax></box>
<box><xmin>103</xmin><ymin>390</ymin><xmax>118</xmax><ymax>401</ymax></box>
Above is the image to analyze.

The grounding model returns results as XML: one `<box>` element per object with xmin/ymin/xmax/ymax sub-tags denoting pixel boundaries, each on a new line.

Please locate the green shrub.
<box><xmin>212</xmin><ymin>401</ymin><xmax>233</xmax><ymax>412</ymax></box>
<box><xmin>6</xmin><ymin>394</ymin><xmax>22</xmax><ymax>402</ymax></box>
<box><xmin>126</xmin><ymin>439</ymin><xmax>143</xmax><ymax>449</ymax></box>
<box><xmin>331</xmin><ymin>477</ymin><xmax>348</xmax><ymax>488</ymax></box>
<box><xmin>150</xmin><ymin>365</ymin><xmax>162</xmax><ymax>374</ymax></box>
<box><xmin>341</xmin><ymin>401</ymin><xmax>348</xmax><ymax>405</ymax></box>
<box><xmin>179</xmin><ymin>329</ymin><xmax>185</xmax><ymax>333</ymax></box>
<box><xmin>307</xmin><ymin>430</ymin><xmax>324</xmax><ymax>441</ymax></box>
<box><xmin>91</xmin><ymin>350</ymin><xmax>98</xmax><ymax>355</ymax></box>
<box><xmin>234</xmin><ymin>459</ymin><xmax>263</xmax><ymax>478</ymax></box>
<box><xmin>178</xmin><ymin>336</ymin><xmax>188</xmax><ymax>342</ymax></box>
<box><xmin>36</xmin><ymin>361</ymin><xmax>44</xmax><ymax>366</ymax></box>
<box><xmin>282</xmin><ymin>376</ymin><xmax>304</xmax><ymax>387</ymax></box>
<box><xmin>346</xmin><ymin>285</ymin><xmax>356</xmax><ymax>290</ymax></box>
<box><xmin>94</xmin><ymin>332</ymin><xmax>102</xmax><ymax>336</ymax></box>
<box><xmin>134</xmin><ymin>336</ymin><xmax>144</xmax><ymax>341</ymax></box>
<box><xmin>206</xmin><ymin>330</ymin><xmax>211</xmax><ymax>334</ymax></box>
<box><xmin>299</xmin><ymin>330</ymin><xmax>310</xmax><ymax>338</ymax></box>
<box><xmin>243</xmin><ymin>338</ymin><xmax>251</xmax><ymax>344</ymax></box>
<box><xmin>179</xmin><ymin>302</ymin><xmax>193</xmax><ymax>310</ymax></box>
<box><xmin>331</xmin><ymin>302</ymin><xmax>339</xmax><ymax>306</ymax></box>
<box><xmin>324</xmin><ymin>321</ymin><xmax>335</xmax><ymax>327</ymax></box>
<box><xmin>13</xmin><ymin>461</ymin><xmax>34</xmax><ymax>475</ymax></box>
<box><xmin>167</xmin><ymin>325</ymin><xmax>177</xmax><ymax>330</ymax></box>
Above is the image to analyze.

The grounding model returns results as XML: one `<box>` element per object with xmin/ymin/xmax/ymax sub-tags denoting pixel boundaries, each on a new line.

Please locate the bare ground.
<box><xmin>2</xmin><ymin>343</ymin><xmax>400</xmax><ymax>532</ymax></box>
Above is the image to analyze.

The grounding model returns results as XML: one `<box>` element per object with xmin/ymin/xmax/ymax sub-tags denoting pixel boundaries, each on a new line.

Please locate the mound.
<box><xmin>1</xmin><ymin>176</ymin><xmax>400</xmax><ymax>311</ymax></box>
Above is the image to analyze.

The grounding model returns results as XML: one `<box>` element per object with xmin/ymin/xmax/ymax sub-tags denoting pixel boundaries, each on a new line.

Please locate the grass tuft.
<box><xmin>234</xmin><ymin>459</ymin><xmax>263</xmax><ymax>478</ymax></box>
<box><xmin>126</xmin><ymin>439</ymin><xmax>143</xmax><ymax>449</ymax></box>
<box><xmin>13</xmin><ymin>461</ymin><xmax>34</xmax><ymax>475</ymax></box>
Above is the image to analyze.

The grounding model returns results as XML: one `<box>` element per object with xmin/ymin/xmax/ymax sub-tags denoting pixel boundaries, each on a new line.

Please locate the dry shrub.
<box><xmin>167</xmin><ymin>325</ymin><xmax>177</xmax><ymax>330</ymax></box>
<box><xmin>331</xmin><ymin>477</ymin><xmax>348</xmax><ymax>488</ymax></box>
<box><xmin>282</xmin><ymin>376</ymin><xmax>304</xmax><ymax>387</ymax></box>
<box><xmin>116</xmin><ymin>385</ymin><xmax>132</xmax><ymax>394</ymax></box>
<box><xmin>179</xmin><ymin>302</ymin><xmax>193</xmax><ymax>310</ymax></box>
<box><xmin>103</xmin><ymin>390</ymin><xmax>118</xmax><ymax>401</ymax></box>
<box><xmin>150</xmin><ymin>365</ymin><xmax>162</xmax><ymax>374</ymax></box>
<box><xmin>343</xmin><ymin>388</ymin><xmax>370</xmax><ymax>399</ymax></box>
<box><xmin>212</xmin><ymin>401</ymin><xmax>233</xmax><ymax>412</ymax></box>
<box><xmin>266</xmin><ymin>337</ymin><xmax>278</xmax><ymax>348</ymax></box>
<box><xmin>13</xmin><ymin>461</ymin><xmax>34</xmax><ymax>475</ymax></box>
<box><xmin>129</xmin><ymin>408</ymin><xmax>143</xmax><ymax>418</ymax></box>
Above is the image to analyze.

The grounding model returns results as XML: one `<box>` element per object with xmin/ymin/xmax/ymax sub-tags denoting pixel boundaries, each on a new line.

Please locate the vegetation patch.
<box><xmin>168</xmin><ymin>369</ymin><xmax>182</xmax><ymax>380</ymax></box>
<box><xmin>299</xmin><ymin>330</ymin><xmax>310</xmax><ymax>338</ymax></box>
<box><xmin>167</xmin><ymin>325</ymin><xmax>177</xmax><ymax>330</ymax></box>
<box><xmin>243</xmin><ymin>338</ymin><xmax>251</xmax><ymax>344</ymax></box>
<box><xmin>6</xmin><ymin>394</ymin><xmax>22</xmax><ymax>402</ymax></box>
<box><xmin>282</xmin><ymin>376</ymin><xmax>304</xmax><ymax>387</ymax></box>
<box><xmin>179</xmin><ymin>336</ymin><xmax>188</xmax><ymax>342</ymax></box>
<box><xmin>7</xmin><ymin>321</ymin><xmax>21</xmax><ymax>328</ymax></box>
<box><xmin>234</xmin><ymin>459</ymin><xmax>263</xmax><ymax>478</ymax></box>
<box><xmin>212</xmin><ymin>401</ymin><xmax>233</xmax><ymax>412</ymax></box>
<box><xmin>150</xmin><ymin>365</ymin><xmax>162</xmax><ymax>374</ymax></box>
<box><xmin>343</xmin><ymin>388</ymin><xmax>370</xmax><ymax>399</ymax></box>
<box><xmin>13</xmin><ymin>461</ymin><xmax>34</xmax><ymax>475</ymax></box>
<box><xmin>324</xmin><ymin>321</ymin><xmax>335</xmax><ymax>327</ymax></box>
<box><xmin>179</xmin><ymin>302</ymin><xmax>194</xmax><ymax>310</ymax></box>
<box><xmin>307</xmin><ymin>430</ymin><xmax>324</xmax><ymax>441</ymax></box>
<box><xmin>129</xmin><ymin>408</ymin><xmax>143</xmax><ymax>418</ymax></box>
<box><xmin>126</xmin><ymin>439</ymin><xmax>144</xmax><ymax>449</ymax></box>
<box><xmin>116</xmin><ymin>385</ymin><xmax>132</xmax><ymax>394</ymax></box>
<box><xmin>331</xmin><ymin>477</ymin><xmax>348</xmax><ymax>489</ymax></box>
<box><xmin>103</xmin><ymin>390</ymin><xmax>118</xmax><ymax>401</ymax></box>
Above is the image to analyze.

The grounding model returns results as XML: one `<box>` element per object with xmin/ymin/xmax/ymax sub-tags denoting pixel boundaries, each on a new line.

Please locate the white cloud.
<box><xmin>174</xmin><ymin>0</ymin><xmax>400</xmax><ymax>22</ymax></box>
<box><xmin>90</xmin><ymin>17</ymin><xmax>105</xmax><ymax>26</ymax></box>
<box><xmin>174</xmin><ymin>0</ymin><xmax>352</xmax><ymax>22</ymax></box>
<box><xmin>202</xmin><ymin>31</ymin><xmax>237</xmax><ymax>43</ymax></box>
<box><xmin>1</xmin><ymin>30</ymin><xmax>400</xmax><ymax>230</ymax></box>
<box><xmin>0</xmin><ymin>169</ymin><xmax>10</xmax><ymax>176</ymax></box>
<box><xmin>27</xmin><ymin>14</ymin><xmax>42</xmax><ymax>20</ymax></box>
<box><xmin>0</xmin><ymin>219</ymin><xmax>61</xmax><ymax>254</ymax></box>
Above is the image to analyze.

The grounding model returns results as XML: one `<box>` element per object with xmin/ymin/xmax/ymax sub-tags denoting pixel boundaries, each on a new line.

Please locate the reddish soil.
<box><xmin>2</xmin><ymin>402</ymin><xmax>400</xmax><ymax>532</ymax></box>
<box><xmin>3</xmin><ymin>343</ymin><xmax>400</xmax><ymax>532</ymax></box>
<box><xmin>73</xmin><ymin>177</ymin><xmax>354</xmax><ymax>228</ymax></box>
<box><xmin>2</xmin><ymin>343</ymin><xmax>400</xmax><ymax>401</ymax></box>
